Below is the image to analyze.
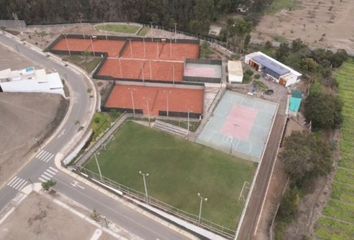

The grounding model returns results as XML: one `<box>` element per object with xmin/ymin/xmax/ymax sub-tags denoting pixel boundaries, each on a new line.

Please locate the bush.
<box><xmin>245</xmin><ymin>69</ymin><xmax>254</xmax><ymax>77</ymax></box>
<box><xmin>243</xmin><ymin>74</ymin><xmax>252</xmax><ymax>83</ymax></box>
<box><xmin>254</xmin><ymin>74</ymin><xmax>260</xmax><ymax>79</ymax></box>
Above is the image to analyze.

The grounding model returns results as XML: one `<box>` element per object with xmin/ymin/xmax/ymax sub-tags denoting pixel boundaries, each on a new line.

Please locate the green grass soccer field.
<box><xmin>84</xmin><ymin>121</ymin><xmax>256</xmax><ymax>230</ymax></box>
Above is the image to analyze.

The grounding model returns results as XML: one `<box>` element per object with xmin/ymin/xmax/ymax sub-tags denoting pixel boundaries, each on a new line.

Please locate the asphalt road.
<box><xmin>0</xmin><ymin>32</ymin><xmax>189</xmax><ymax>240</ymax></box>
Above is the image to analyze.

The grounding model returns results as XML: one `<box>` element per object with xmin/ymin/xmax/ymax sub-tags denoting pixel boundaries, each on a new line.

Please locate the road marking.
<box><xmin>7</xmin><ymin>176</ymin><xmax>28</xmax><ymax>191</ymax></box>
<box><xmin>49</xmin><ymin>167</ymin><xmax>58</xmax><ymax>173</ymax></box>
<box><xmin>35</xmin><ymin>150</ymin><xmax>55</xmax><ymax>163</ymax></box>
<box><xmin>57</xmin><ymin>129</ymin><xmax>66</xmax><ymax>138</ymax></box>
<box><xmin>46</xmin><ymin>169</ymin><xmax>56</xmax><ymax>175</ymax></box>
<box><xmin>71</xmin><ymin>180</ymin><xmax>85</xmax><ymax>190</ymax></box>
<box><xmin>38</xmin><ymin>167</ymin><xmax>58</xmax><ymax>183</ymax></box>
<box><xmin>38</xmin><ymin>177</ymin><xmax>46</xmax><ymax>182</ymax></box>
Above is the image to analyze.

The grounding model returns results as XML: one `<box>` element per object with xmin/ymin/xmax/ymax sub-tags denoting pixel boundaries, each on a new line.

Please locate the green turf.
<box><xmin>315</xmin><ymin>60</ymin><xmax>354</xmax><ymax>238</ymax></box>
<box><xmin>84</xmin><ymin>121</ymin><xmax>256</xmax><ymax>230</ymax></box>
<box><xmin>96</xmin><ymin>24</ymin><xmax>140</xmax><ymax>34</ymax></box>
<box><xmin>137</xmin><ymin>27</ymin><xmax>150</xmax><ymax>36</ymax></box>
<box><xmin>62</xmin><ymin>55</ymin><xmax>101</xmax><ymax>73</ymax></box>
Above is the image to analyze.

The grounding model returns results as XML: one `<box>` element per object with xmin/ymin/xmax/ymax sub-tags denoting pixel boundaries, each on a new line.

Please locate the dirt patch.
<box><xmin>0</xmin><ymin>44</ymin><xmax>68</xmax><ymax>186</ymax></box>
<box><xmin>253</xmin><ymin>0</ymin><xmax>354</xmax><ymax>54</ymax></box>
<box><xmin>0</xmin><ymin>192</ymin><xmax>117</xmax><ymax>240</ymax></box>
<box><xmin>0</xmin><ymin>93</ymin><xmax>67</xmax><ymax>186</ymax></box>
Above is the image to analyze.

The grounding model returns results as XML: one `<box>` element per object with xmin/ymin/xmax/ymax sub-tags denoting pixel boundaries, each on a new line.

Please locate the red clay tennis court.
<box><xmin>99</xmin><ymin>59</ymin><xmax>184</xmax><ymax>82</ymax></box>
<box><xmin>105</xmin><ymin>84</ymin><xmax>204</xmax><ymax>116</ymax></box>
<box><xmin>121</xmin><ymin>41</ymin><xmax>200</xmax><ymax>61</ymax></box>
<box><xmin>52</xmin><ymin>39</ymin><xmax>126</xmax><ymax>57</ymax></box>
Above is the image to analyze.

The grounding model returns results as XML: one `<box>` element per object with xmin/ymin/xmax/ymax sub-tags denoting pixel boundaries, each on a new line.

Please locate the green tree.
<box><xmin>304</xmin><ymin>83</ymin><xmax>343</xmax><ymax>130</ymax></box>
<box><xmin>280</xmin><ymin>132</ymin><xmax>332</xmax><ymax>185</ymax></box>
<box><xmin>42</xmin><ymin>179</ymin><xmax>56</xmax><ymax>191</ymax></box>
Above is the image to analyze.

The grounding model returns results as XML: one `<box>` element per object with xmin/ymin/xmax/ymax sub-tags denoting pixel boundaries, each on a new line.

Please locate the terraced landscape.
<box><xmin>315</xmin><ymin>60</ymin><xmax>354</xmax><ymax>239</ymax></box>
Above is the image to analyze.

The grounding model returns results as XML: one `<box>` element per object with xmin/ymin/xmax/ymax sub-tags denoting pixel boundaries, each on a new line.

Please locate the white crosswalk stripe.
<box><xmin>7</xmin><ymin>176</ymin><xmax>28</xmax><ymax>191</ymax></box>
<box><xmin>35</xmin><ymin>149</ymin><xmax>55</xmax><ymax>163</ymax></box>
<box><xmin>38</xmin><ymin>167</ymin><xmax>58</xmax><ymax>182</ymax></box>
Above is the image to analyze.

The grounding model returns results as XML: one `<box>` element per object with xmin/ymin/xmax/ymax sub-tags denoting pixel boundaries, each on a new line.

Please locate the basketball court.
<box><xmin>197</xmin><ymin>91</ymin><xmax>278</xmax><ymax>162</ymax></box>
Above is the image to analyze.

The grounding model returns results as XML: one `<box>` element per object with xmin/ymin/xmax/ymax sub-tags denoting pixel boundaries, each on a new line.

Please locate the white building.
<box><xmin>0</xmin><ymin>67</ymin><xmax>65</xmax><ymax>96</ymax></box>
<box><xmin>245</xmin><ymin>51</ymin><xmax>302</xmax><ymax>87</ymax></box>
<box><xmin>227</xmin><ymin>60</ymin><xmax>243</xmax><ymax>83</ymax></box>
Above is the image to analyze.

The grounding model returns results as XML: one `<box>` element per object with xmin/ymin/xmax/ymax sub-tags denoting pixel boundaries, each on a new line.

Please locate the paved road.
<box><xmin>0</xmin><ymin>32</ymin><xmax>189</xmax><ymax>240</ymax></box>
<box><xmin>236</xmin><ymin>97</ymin><xmax>287</xmax><ymax>240</ymax></box>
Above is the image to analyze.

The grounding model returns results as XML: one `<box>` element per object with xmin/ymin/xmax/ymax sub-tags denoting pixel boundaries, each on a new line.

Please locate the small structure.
<box><xmin>227</xmin><ymin>61</ymin><xmax>243</xmax><ymax>83</ymax></box>
<box><xmin>0</xmin><ymin>67</ymin><xmax>65</xmax><ymax>96</ymax></box>
<box><xmin>183</xmin><ymin>59</ymin><xmax>222</xmax><ymax>85</ymax></box>
<box><xmin>245</xmin><ymin>51</ymin><xmax>302</xmax><ymax>87</ymax></box>
<box><xmin>289</xmin><ymin>90</ymin><xmax>303</xmax><ymax>116</ymax></box>
<box><xmin>208</xmin><ymin>25</ymin><xmax>222</xmax><ymax>37</ymax></box>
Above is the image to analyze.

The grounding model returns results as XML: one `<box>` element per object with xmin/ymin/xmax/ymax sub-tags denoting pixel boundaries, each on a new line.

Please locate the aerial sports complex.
<box><xmin>47</xmin><ymin>33</ymin><xmax>280</xmax><ymax>239</ymax></box>
<box><xmin>48</xmin><ymin>34</ymin><xmax>217</xmax><ymax>118</ymax></box>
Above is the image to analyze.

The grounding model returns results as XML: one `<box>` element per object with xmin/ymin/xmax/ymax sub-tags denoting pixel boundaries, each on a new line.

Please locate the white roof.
<box><xmin>0</xmin><ymin>67</ymin><xmax>64</xmax><ymax>96</ymax></box>
<box><xmin>228</xmin><ymin>61</ymin><xmax>243</xmax><ymax>76</ymax></box>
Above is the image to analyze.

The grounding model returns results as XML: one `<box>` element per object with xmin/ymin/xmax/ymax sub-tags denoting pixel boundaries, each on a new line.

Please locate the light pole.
<box><xmin>94</xmin><ymin>153</ymin><xmax>103</xmax><ymax>181</ymax></box>
<box><xmin>143</xmin><ymin>97</ymin><xmax>151</xmax><ymax>126</ymax></box>
<box><xmin>164</xmin><ymin>90</ymin><xmax>171</xmax><ymax>117</ymax></box>
<box><xmin>64</xmin><ymin>34</ymin><xmax>71</xmax><ymax>56</ymax></box>
<box><xmin>128</xmin><ymin>88</ymin><xmax>136</xmax><ymax>118</ymax></box>
<box><xmin>197</xmin><ymin>192</ymin><xmax>207</xmax><ymax>224</ymax></box>
<box><xmin>139</xmin><ymin>171</ymin><xmax>149</xmax><ymax>203</ymax></box>
<box><xmin>174</xmin><ymin>23</ymin><xmax>177</xmax><ymax>43</ymax></box>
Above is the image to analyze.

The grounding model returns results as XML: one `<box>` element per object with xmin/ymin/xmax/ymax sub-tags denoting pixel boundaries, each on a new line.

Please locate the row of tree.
<box><xmin>0</xmin><ymin>0</ymin><xmax>271</xmax><ymax>35</ymax></box>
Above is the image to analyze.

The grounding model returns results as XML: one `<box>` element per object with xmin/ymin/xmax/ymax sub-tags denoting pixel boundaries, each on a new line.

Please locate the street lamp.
<box><xmin>197</xmin><ymin>192</ymin><xmax>207</xmax><ymax>224</ymax></box>
<box><xmin>128</xmin><ymin>87</ymin><xmax>136</xmax><ymax>117</ymax></box>
<box><xmin>139</xmin><ymin>170</ymin><xmax>149</xmax><ymax>203</ymax></box>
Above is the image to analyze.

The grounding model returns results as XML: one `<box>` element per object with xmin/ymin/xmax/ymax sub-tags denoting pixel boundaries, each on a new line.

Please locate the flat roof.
<box><xmin>228</xmin><ymin>61</ymin><xmax>243</xmax><ymax>76</ymax></box>
<box><xmin>252</xmin><ymin>55</ymin><xmax>290</xmax><ymax>76</ymax></box>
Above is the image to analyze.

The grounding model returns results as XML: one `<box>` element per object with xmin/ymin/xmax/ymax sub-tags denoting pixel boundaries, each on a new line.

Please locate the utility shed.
<box><xmin>227</xmin><ymin>61</ymin><xmax>243</xmax><ymax>83</ymax></box>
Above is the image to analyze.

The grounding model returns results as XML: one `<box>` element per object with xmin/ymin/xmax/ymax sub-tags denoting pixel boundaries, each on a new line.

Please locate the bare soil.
<box><xmin>0</xmin><ymin>192</ymin><xmax>116</xmax><ymax>240</ymax></box>
<box><xmin>0</xmin><ymin>44</ymin><xmax>68</xmax><ymax>187</ymax></box>
<box><xmin>253</xmin><ymin>0</ymin><xmax>354</xmax><ymax>54</ymax></box>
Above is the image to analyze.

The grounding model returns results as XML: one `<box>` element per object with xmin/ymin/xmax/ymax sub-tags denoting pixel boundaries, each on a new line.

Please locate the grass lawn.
<box><xmin>137</xmin><ymin>27</ymin><xmax>150</xmax><ymax>36</ymax></box>
<box><xmin>84</xmin><ymin>121</ymin><xmax>256</xmax><ymax>230</ymax></box>
<box><xmin>91</xmin><ymin>111</ymin><xmax>120</xmax><ymax>141</ymax></box>
<box><xmin>315</xmin><ymin>60</ymin><xmax>354</xmax><ymax>239</ymax></box>
<box><xmin>62</xmin><ymin>55</ymin><xmax>102</xmax><ymax>73</ymax></box>
<box><xmin>96</xmin><ymin>24</ymin><xmax>140</xmax><ymax>34</ymax></box>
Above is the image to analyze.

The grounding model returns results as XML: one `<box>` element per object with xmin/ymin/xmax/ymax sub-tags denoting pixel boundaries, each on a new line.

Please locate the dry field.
<box><xmin>0</xmin><ymin>44</ymin><xmax>67</xmax><ymax>187</ymax></box>
<box><xmin>0</xmin><ymin>192</ymin><xmax>117</xmax><ymax>240</ymax></box>
<box><xmin>253</xmin><ymin>0</ymin><xmax>354</xmax><ymax>54</ymax></box>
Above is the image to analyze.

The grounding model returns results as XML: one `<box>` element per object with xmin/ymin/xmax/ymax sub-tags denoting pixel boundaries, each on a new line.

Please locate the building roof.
<box><xmin>0</xmin><ymin>67</ymin><xmax>64</xmax><ymax>96</ymax></box>
<box><xmin>228</xmin><ymin>61</ymin><xmax>243</xmax><ymax>76</ymax></box>
<box><xmin>252</xmin><ymin>55</ymin><xmax>290</xmax><ymax>76</ymax></box>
